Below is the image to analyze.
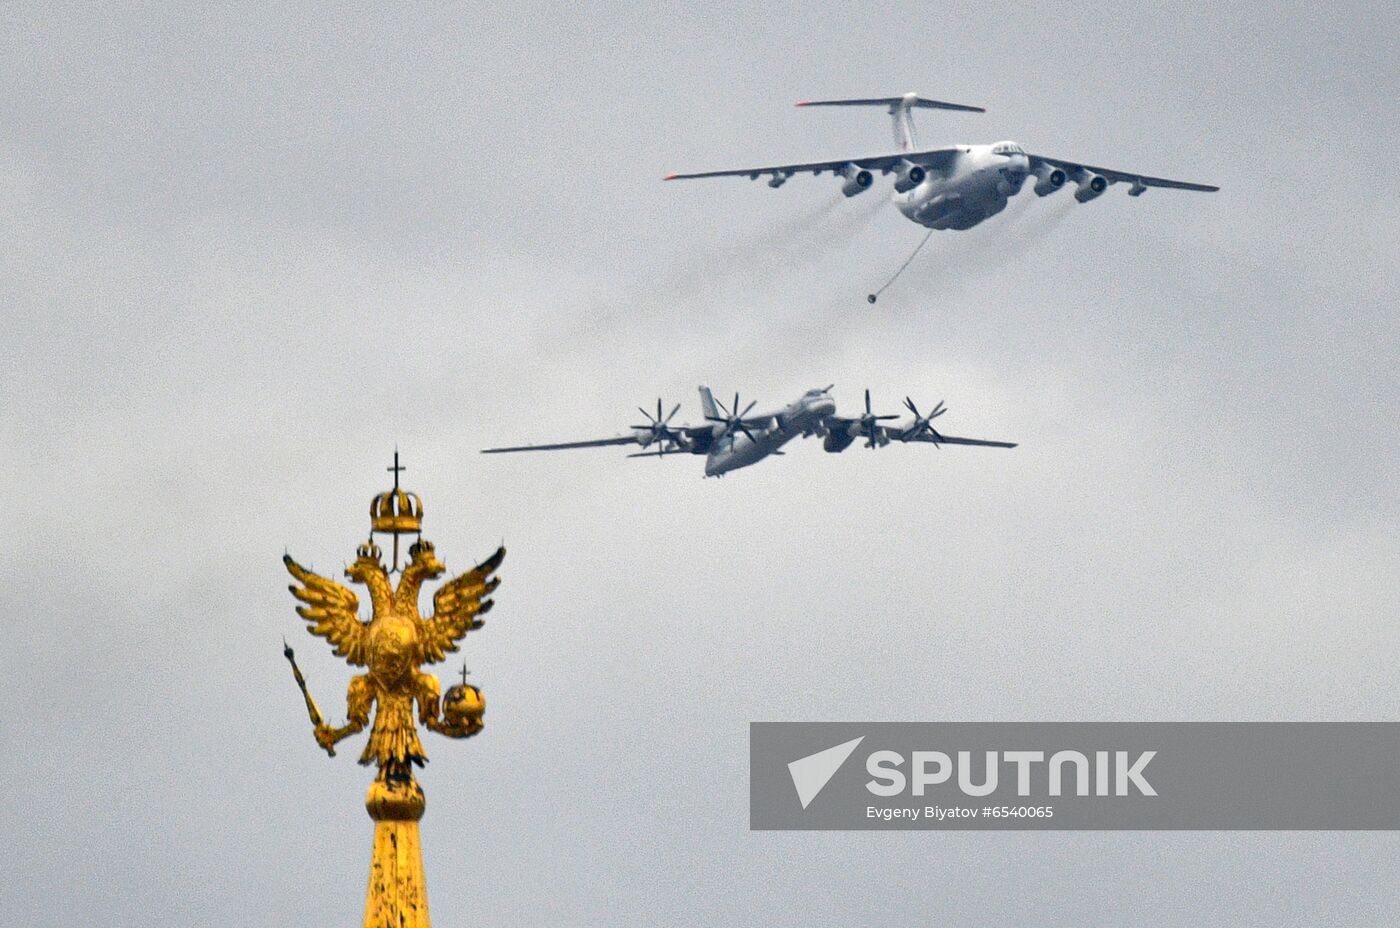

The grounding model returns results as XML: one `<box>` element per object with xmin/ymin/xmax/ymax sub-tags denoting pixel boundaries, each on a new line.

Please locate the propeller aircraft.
<box><xmin>481</xmin><ymin>386</ymin><xmax>1015</xmax><ymax>477</ymax></box>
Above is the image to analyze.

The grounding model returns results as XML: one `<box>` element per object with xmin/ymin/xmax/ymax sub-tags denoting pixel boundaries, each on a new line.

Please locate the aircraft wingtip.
<box><xmin>663</xmin><ymin>173</ymin><xmax>679</xmax><ymax>180</ymax></box>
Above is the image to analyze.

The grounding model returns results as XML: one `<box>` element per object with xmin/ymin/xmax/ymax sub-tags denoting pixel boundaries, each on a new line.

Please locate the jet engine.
<box><xmin>1073</xmin><ymin>169</ymin><xmax>1109</xmax><ymax>203</ymax></box>
<box><xmin>1033</xmin><ymin>165</ymin><xmax>1067</xmax><ymax>196</ymax></box>
<box><xmin>892</xmin><ymin>160</ymin><xmax>927</xmax><ymax>193</ymax></box>
<box><xmin>840</xmin><ymin>164</ymin><xmax>874</xmax><ymax>197</ymax></box>
<box><xmin>823</xmin><ymin>431</ymin><xmax>856</xmax><ymax>453</ymax></box>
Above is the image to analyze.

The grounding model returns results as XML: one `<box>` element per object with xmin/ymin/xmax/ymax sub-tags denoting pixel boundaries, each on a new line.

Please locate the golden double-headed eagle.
<box><xmin>284</xmin><ymin>538</ymin><xmax>504</xmax><ymax>782</ymax></box>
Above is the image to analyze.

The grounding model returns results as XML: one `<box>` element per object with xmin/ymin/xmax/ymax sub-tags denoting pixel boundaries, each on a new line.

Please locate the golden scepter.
<box><xmin>283</xmin><ymin>638</ymin><xmax>335</xmax><ymax>756</ymax></box>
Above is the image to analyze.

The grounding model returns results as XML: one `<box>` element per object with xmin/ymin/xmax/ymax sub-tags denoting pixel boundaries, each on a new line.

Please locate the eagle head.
<box><xmin>406</xmin><ymin>539</ymin><xmax>446</xmax><ymax>580</ymax></box>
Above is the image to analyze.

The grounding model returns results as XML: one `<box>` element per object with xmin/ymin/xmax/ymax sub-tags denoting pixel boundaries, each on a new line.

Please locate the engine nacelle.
<box><xmin>767</xmin><ymin>173</ymin><xmax>788</xmax><ymax>189</ymax></box>
<box><xmin>823</xmin><ymin>431</ymin><xmax>856</xmax><ymax>453</ymax></box>
<box><xmin>1073</xmin><ymin>170</ymin><xmax>1109</xmax><ymax>203</ymax></box>
<box><xmin>1033</xmin><ymin>165</ymin><xmax>1067</xmax><ymax>196</ymax></box>
<box><xmin>892</xmin><ymin>160</ymin><xmax>927</xmax><ymax>194</ymax></box>
<box><xmin>840</xmin><ymin>165</ymin><xmax>874</xmax><ymax>197</ymax></box>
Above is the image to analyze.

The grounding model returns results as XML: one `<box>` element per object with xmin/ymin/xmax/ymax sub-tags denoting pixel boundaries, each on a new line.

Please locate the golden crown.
<box><xmin>356</xmin><ymin>540</ymin><xmax>383</xmax><ymax>562</ymax></box>
<box><xmin>370</xmin><ymin>487</ymin><xmax>423</xmax><ymax>535</ymax></box>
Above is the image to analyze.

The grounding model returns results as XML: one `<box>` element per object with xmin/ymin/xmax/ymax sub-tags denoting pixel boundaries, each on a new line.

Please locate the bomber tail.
<box><xmin>698</xmin><ymin>385</ymin><xmax>719</xmax><ymax>422</ymax></box>
<box><xmin>795</xmin><ymin>92</ymin><xmax>985</xmax><ymax>153</ymax></box>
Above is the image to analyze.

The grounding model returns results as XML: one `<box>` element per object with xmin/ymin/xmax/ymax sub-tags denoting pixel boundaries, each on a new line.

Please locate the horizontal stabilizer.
<box><xmin>797</xmin><ymin>93</ymin><xmax>983</xmax><ymax>151</ymax></box>
<box><xmin>795</xmin><ymin>95</ymin><xmax>985</xmax><ymax>114</ymax></box>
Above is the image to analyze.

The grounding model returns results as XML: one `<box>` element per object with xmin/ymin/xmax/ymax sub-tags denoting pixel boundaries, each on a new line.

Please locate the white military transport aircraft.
<box><xmin>481</xmin><ymin>386</ymin><xmax>1015</xmax><ymax>477</ymax></box>
<box><xmin>665</xmin><ymin>93</ymin><xmax>1218</xmax><ymax>233</ymax></box>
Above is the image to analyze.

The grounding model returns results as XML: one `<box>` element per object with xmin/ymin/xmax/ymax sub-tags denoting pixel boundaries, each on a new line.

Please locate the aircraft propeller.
<box><xmin>707</xmin><ymin>393</ymin><xmax>760</xmax><ymax>444</ymax></box>
<box><xmin>899</xmin><ymin>397</ymin><xmax>947</xmax><ymax>445</ymax></box>
<box><xmin>631</xmin><ymin>398</ymin><xmax>683</xmax><ymax>456</ymax></box>
<box><xmin>859</xmin><ymin>388</ymin><xmax>900</xmax><ymax>448</ymax></box>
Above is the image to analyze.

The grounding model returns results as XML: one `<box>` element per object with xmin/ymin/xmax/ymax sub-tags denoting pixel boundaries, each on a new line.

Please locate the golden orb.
<box><xmin>442</xmin><ymin>683</ymin><xmax>485</xmax><ymax>727</ymax></box>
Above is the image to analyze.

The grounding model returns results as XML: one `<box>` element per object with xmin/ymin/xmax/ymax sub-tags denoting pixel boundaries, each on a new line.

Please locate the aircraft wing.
<box><xmin>483</xmin><ymin>423</ymin><xmax>715</xmax><ymax>457</ymax></box>
<box><xmin>625</xmin><ymin>448</ymin><xmax>686</xmax><ymax>459</ymax></box>
<box><xmin>481</xmin><ymin>435</ymin><xmax>640</xmax><ymax>454</ymax></box>
<box><xmin>887</xmin><ymin>428</ymin><xmax>1018</xmax><ymax>449</ymax></box>
<box><xmin>665</xmin><ymin>146</ymin><xmax>959</xmax><ymax>182</ymax></box>
<box><xmin>1028</xmin><ymin>153</ymin><xmax>1218</xmax><ymax>192</ymax></box>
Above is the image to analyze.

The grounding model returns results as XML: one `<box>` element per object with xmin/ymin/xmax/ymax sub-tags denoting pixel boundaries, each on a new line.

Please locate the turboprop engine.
<box><xmin>892</xmin><ymin>160</ymin><xmax>927</xmax><ymax>194</ymax></box>
<box><xmin>1073</xmin><ymin>169</ymin><xmax>1109</xmax><ymax>203</ymax></box>
<box><xmin>1033</xmin><ymin>164</ymin><xmax>1067</xmax><ymax>196</ymax></box>
<box><xmin>840</xmin><ymin>164</ymin><xmax>874</xmax><ymax>197</ymax></box>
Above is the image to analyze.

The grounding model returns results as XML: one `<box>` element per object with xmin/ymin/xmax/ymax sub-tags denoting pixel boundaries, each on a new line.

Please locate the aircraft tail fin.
<box><xmin>698</xmin><ymin>386</ymin><xmax>719</xmax><ymax>421</ymax></box>
<box><xmin>795</xmin><ymin>93</ymin><xmax>985</xmax><ymax>153</ymax></box>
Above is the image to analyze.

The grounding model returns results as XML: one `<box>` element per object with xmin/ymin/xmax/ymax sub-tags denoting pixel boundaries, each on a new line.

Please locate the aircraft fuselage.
<box><xmin>704</xmin><ymin>390</ymin><xmax>836</xmax><ymax>477</ymax></box>
<box><xmin>895</xmin><ymin>142</ymin><xmax>1031</xmax><ymax>231</ymax></box>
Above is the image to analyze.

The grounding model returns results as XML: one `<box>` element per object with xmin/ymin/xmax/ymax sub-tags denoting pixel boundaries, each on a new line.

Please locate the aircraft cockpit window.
<box><xmin>992</xmin><ymin>142</ymin><xmax>1024</xmax><ymax>155</ymax></box>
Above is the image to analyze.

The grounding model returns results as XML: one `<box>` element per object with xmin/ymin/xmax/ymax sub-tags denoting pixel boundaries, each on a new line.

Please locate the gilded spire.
<box><xmin>283</xmin><ymin>462</ymin><xmax>505</xmax><ymax>928</ymax></box>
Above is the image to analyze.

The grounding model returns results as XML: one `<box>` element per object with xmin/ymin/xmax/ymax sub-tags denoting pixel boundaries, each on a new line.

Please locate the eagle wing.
<box><xmin>419</xmin><ymin>546</ymin><xmax>505</xmax><ymax>664</ymax></box>
<box><xmin>284</xmin><ymin>554</ymin><xmax>371</xmax><ymax>666</ymax></box>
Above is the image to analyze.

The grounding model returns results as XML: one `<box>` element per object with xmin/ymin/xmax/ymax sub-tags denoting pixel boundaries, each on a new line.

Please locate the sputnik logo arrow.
<box><xmin>788</xmin><ymin>736</ymin><xmax>865</xmax><ymax>809</ymax></box>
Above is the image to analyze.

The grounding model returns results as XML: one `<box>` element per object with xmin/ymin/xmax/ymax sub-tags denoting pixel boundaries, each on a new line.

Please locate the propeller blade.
<box><xmin>738</xmin><ymin>399</ymin><xmax>757</xmax><ymax>420</ymax></box>
<box><xmin>664</xmin><ymin>403</ymin><xmax>681</xmax><ymax>424</ymax></box>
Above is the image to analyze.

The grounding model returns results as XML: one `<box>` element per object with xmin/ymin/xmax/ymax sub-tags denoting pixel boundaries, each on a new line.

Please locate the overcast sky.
<box><xmin>2</xmin><ymin>2</ymin><xmax>1398</xmax><ymax>925</ymax></box>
